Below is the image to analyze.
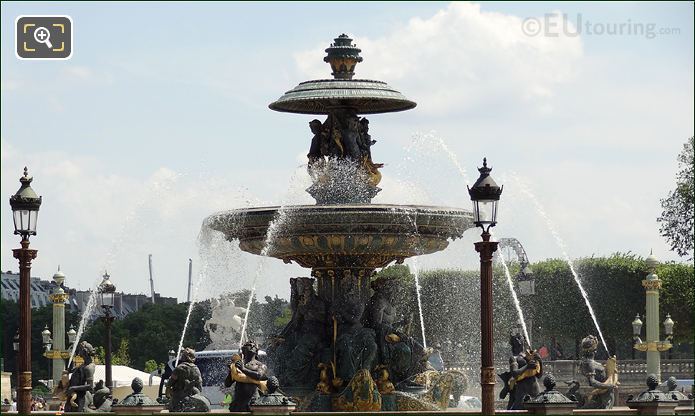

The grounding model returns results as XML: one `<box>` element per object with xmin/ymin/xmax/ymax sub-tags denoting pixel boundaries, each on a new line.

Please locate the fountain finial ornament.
<box><xmin>324</xmin><ymin>34</ymin><xmax>363</xmax><ymax>79</ymax></box>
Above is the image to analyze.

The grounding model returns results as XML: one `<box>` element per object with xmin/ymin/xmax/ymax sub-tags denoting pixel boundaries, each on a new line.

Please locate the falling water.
<box><xmin>68</xmin><ymin>171</ymin><xmax>185</xmax><ymax>365</ymax></box>
<box><xmin>399</xmin><ymin>208</ymin><xmax>428</xmax><ymax>349</ymax></box>
<box><xmin>411</xmin><ymin>256</ymin><xmax>428</xmax><ymax>350</ymax></box>
<box><xmin>173</xmin><ymin>164</ymin><xmax>310</xmax><ymax>358</ymax></box>
<box><xmin>238</xmin><ymin>206</ymin><xmax>291</xmax><ymax>348</ymax></box>
<box><xmin>175</xmin><ymin>224</ymin><xmax>215</xmax><ymax>366</ymax></box>
<box><xmin>512</xmin><ymin>174</ymin><xmax>609</xmax><ymax>353</ymax></box>
<box><xmin>494</xmin><ymin>250</ymin><xmax>532</xmax><ymax>347</ymax></box>
<box><xmin>175</xmin><ymin>216</ymin><xmax>247</xmax><ymax>365</ymax></box>
<box><xmin>239</xmin><ymin>205</ymin><xmax>288</xmax><ymax>349</ymax></box>
<box><xmin>237</xmin><ymin>163</ymin><xmax>313</xmax><ymax>347</ymax></box>
<box><xmin>433</xmin><ymin>134</ymin><xmax>471</xmax><ymax>185</ymax></box>
<box><xmin>67</xmin><ymin>287</ymin><xmax>98</xmax><ymax>366</ymax></box>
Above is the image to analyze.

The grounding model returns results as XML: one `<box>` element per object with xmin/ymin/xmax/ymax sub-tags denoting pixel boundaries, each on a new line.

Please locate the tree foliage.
<box><xmin>0</xmin><ymin>301</ymin><xmax>80</xmax><ymax>386</ymax></box>
<box><xmin>658</xmin><ymin>136</ymin><xmax>694</xmax><ymax>258</ymax></box>
<box><xmin>143</xmin><ymin>359</ymin><xmax>160</xmax><ymax>374</ymax></box>
<box><xmin>82</xmin><ymin>301</ymin><xmax>212</xmax><ymax>371</ymax></box>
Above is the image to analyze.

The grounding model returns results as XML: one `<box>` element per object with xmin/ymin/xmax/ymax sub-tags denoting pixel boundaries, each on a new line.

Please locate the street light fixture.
<box><xmin>99</xmin><ymin>271</ymin><xmax>116</xmax><ymax>391</ymax></box>
<box><xmin>631</xmin><ymin>314</ymin><xmax>643</xmax><ymax>359</ymax></box>
<box><xmin>67</xmin><ymin>325</ymin><xmax>77</xmax><ymax>346</ymax></box>
<box><xmin>9</xmin><ymin>167</ymin><xmax>42</xmax><ymax>414</ymax></box>
<box><xmin>42</xmin><ymin>325</ymin><xmax>53</xmax><ymax>351</ymax></box>
<box><xmin>663</xmin><ymin>314</ymin><xmax>675</xmax><ymax>359</ymax></box>
<box><xmin>468</xmin><ymin>157</ymin><xmax>503</xmax><ymax>416</ymax></box>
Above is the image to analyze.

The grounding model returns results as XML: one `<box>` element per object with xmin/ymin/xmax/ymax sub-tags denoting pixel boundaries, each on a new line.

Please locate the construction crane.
<box><xmin>148</xmin><ymin>254</ymin><xmax>156</xmax><ymax>304</ymax></box>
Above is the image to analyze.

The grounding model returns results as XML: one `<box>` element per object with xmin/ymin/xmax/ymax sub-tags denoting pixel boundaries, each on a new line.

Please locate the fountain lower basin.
<box><xmin>206</xmin><ymin>204</ymin><xmax>474</xmax><ymax>269</ymax></box>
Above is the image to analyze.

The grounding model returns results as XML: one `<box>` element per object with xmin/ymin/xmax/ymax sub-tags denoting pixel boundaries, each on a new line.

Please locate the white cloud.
<box><xmin>0</xmin><ymin>139</ymin><xmax>274</xmax><ymax>301</ymax></box>
<box><xmin>295</xmin><ymin>3</ymin><xmax>583</xmax><ymax>116</ymax></box>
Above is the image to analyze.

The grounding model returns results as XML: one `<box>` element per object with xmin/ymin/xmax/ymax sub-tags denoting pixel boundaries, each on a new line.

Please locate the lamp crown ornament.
<box><xmin>468</xmin><ymin>158</ymin><xmax>503</xmax><ymax>200</ymax></box>
<box><xmin>53</xmin><ymin>265</ymin><xmax>66</xmax><ymax>286</ymax></box>
<box><xmin>645</xmin><ymin>250</ymin><xmax>659</xmax><ymax>273</ymax></box>
<box><xmin>100</xmin><ymin>271</ymin><xmax>115</xmax><ymax>291</ymax></box>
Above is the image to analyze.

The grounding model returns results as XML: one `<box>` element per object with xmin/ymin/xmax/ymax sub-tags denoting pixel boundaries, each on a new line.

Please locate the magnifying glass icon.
<box><xmin>33</xmin><ymin>27</ymin><xmax>53</xmax><ymax>49</ymax></box>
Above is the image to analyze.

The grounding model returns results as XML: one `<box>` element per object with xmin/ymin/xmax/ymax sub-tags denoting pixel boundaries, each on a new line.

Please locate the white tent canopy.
<box><xmin>93</xmin><ymin>365</ymin><xmax>161</xmax><ymax>388</ymax></box>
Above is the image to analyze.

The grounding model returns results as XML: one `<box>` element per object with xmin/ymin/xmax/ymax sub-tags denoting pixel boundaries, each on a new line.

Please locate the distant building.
<box><xmin>1</xmin><ymin>271</ymin><xmax>58</xmax><ymax>309</ymax></box>
<box><xmin>1</xmin><ymin>270</ymin><xmax>177</xmax><ymax>319</ymax></box>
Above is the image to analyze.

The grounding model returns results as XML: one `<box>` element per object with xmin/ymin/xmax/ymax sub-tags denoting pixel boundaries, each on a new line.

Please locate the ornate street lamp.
<box><xmin>633</xmin><ymin>252</ymin><xmax>673</xmax><ymax>381</ymax></box>
<box><xmin>9</xmin><ymin>167</ymin><xmax>42</xmax><ymax>414</ymax></box>
<box><xmin>99</xmin><ymin>271</ymin><xmax>116</xmax><ymax>391</ymax></box>
<box><xmin>67</xmin><ymin>325</ymin><xmax>77</xmax><ymax>345</ymax></box>
<box><xmin>41</xmin><ymin>325</ymin><xmax>53</xmax><ymax>352</ymax></box>
<box><xmin>517</xmin><ymin>264</ymin><xmax>535</xmax><ymax>296</ymax></box>
<box><xmin>468</xmin><ymin>157</ymin><xmax>503</xmax><ymax>415</ymax></box>
<box><xmin>632</xmin><ymin>314</ymin><xmax>643</xmax><ymax>359</ymax></box>
<box><xmin>663</xmin><ymin>314</ymin><xmax>675</xmax><ymax>359</ymax></box>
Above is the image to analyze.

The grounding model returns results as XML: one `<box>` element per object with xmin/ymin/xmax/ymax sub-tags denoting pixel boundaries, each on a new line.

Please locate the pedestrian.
<box><xmin>10</xmin><ymin>398</ymin><xmax>17</xmax><ymax>411</ymax></box>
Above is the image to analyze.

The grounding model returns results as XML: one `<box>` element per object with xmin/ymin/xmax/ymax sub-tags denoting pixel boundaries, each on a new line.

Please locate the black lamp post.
<box><xmin>631</xmin><ymin>314</ymin><xmax>643</xmax><ymax>359</ymax></box>
<box><xmin>9</xmin><ymin>167</ymin><xmax>42</xmax><ymax>414</ymax></box>
<box><xmin>98</xmin><ymin>271</ymin><xmax>116</xmax><ymax>391</ymax></box>
<box><xmin>468</xmin><ymin>157</ymin><xmax>503</xmax><ymax>416</ymax></box>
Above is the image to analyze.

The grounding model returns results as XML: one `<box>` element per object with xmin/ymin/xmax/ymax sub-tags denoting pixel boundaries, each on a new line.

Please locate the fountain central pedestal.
<box><xmin>205</xmin><ymin>34</ymin><xmax>475</xmax><ymax>411</ymax></box>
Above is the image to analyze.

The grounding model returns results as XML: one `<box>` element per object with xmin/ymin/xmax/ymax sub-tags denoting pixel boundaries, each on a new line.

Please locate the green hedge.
<box><xmin>375</xmin><ymin>253</ymin><xmax>693</xmax><ymax>360</ymax></box>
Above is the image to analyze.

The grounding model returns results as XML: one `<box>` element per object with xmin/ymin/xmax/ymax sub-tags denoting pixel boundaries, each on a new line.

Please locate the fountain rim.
<box><xmin>206</xmin><ymin>203</ymin><xmax>473</xmax><ymax>217</ymax></box>
<box><xmin>268</xmin><ymin>78</ymin><xmax>417</xmax><ymax>115</ymax></box>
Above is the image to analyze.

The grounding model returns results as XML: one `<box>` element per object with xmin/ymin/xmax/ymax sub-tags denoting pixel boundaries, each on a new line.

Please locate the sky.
<box><xmin>1</xmin><ymin>1</ymin><xmax>693</xmax><ymax>303</ymax></box>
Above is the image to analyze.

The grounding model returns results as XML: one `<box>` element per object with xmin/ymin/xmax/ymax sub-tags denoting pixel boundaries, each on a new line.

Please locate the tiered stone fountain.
<box><xmin>207</xmin><ymin>34</ymin><xmax>476</xmax><ymax>411</ymax></box>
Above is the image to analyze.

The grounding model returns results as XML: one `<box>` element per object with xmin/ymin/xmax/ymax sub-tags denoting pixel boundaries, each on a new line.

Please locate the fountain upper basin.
<box><xmin>206</xmin><ymin>204</ymin><xmax>474</xmax><ymax>269</ymax></box>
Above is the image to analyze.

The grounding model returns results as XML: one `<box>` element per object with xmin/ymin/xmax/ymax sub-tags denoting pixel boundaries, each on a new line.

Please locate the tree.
<box><xmin>95</xmin><ymin>338</ymin><xmax>131</xmax><ymax>366</ymax></box>
<box><xmin>658</xmin><ymin>136</ymin><xmax>694</xmax><ymax>258</ymax></box>
<box><xmin>143</xmin><ymin>359</ymin><xmax>160</xmax><ymax>374</ymax></box>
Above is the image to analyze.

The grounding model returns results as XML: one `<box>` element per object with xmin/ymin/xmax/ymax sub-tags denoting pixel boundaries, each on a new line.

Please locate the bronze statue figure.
<box><xmin>498</xmin><ymin>333</ymin><xmax>543</xmax><ymax>410</ymax></box>
<box><xmin>92</xmin><ymin>380</ymin><xmax>113</xmax><ymax>412</ymax></box>
<box><xmin>363</xmin><ymin>276</ymin><xmax>431</xmax><ymax>384</ymax></box>
<box><xmin>578</xmin><ymin>335</ymin><xmax>617</xmax><ymax>409</ymax></box>
<box><xmin>225</xmin><ymin>341</ymin><xmax>267</xmax><ymax>411</ymax></box>
<box><xmin>271</xmin><ymin>277</ymin><xmax>329</xmax><ymax>388</ymax></box>
<box><xmin>333</xmin><ymin>291</ymin><xmax>377</xmax><ymax>385</ymax></box>
<box><xmin>167</xmin><ymin>348</ymin><xmax>210</xmax><ymax>412</ymax></box>
<box><xmin>65</xmin><ymin>341</ymin><xmax>96</xmax><ymax>412</ymax></box>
